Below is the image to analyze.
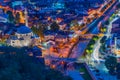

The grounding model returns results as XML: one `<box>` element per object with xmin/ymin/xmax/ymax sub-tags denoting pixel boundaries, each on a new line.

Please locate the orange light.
<box><xmin>61</xmin><ymin>61</ymin><xmax>65</xmax><ymax>65</ymax></box>
<box><xmin>47</xmin><ymin>17</ymin><xmax>51</xmax><ymax>21</ymax></box>
<box><xmin>19</xmin><ymin>11</ymin><xmax>25</xmax><ymax>23</ymax></box>
<box><xmin>51</xmin><ymin>65</ymin><xmax>56</xmax><ymax>69</ymax></box>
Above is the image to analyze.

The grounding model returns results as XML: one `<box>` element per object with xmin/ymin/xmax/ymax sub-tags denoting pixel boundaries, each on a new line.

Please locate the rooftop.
<box><xmin>16</xmin><ymin>26</ymin><xmax>32</xmax><ymax>34</ymax></box>
<box><xmin>112</xmin><ymin>18</ymin><xmax>120</xmax><ymax>24</ymax></box>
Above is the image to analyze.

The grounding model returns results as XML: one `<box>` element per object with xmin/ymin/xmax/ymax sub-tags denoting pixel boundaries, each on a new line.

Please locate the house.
<box><xmin>27</xmin><ymin>46</ymin><xmax>44</xmax><ymax>64</ymax></box>
<box><xmin>116</xmin><ymin>63</ymin><xmax>120</xmax><ymax>80</ymax></box>
<box><xmin>0</xmin><ymin>14</ymin><xmax>8</xmax><ymax>23</ymax></box>
<box><xmin>44</xmin><ymin>30</ymin><xmax>56</xmax><ymax>41</ymax></box>
<box><xmin>27</xmin><ymin>46</ymin><xmax>42</xmax><ymax>57</ymax></box>
<box><xmin>55</xmin><ymin>34</ymin><xmax>68</xmax><ymax>43</ymax></box>
<box><xmin>111</xmin><ymin>18</ymin><xmax>120</xmax><ymax>56</ymax></box>
<box><xmin>112</xmin><ymin>18</ymin><xmax>120</xmax><ymax>29</ymax></box>
<box><xmin>0</xmin><ymin>23</ymin><xmax>14</xmax><ymax>38</ymax></box>
<box><xmin>111</xmin><ymin>18</ymin><xmax>120</xmax><ymax>37</ymax></box>
<box><xmin>55</xmin><ymin>30</ymin><xmax>69</xmax><ymax>43</ymax></box>
<box><xmin>112</xmin><ymin>18</ymin><xmax>120</xmax><ymax>35</ymax></box>
<box><xmin>58</xmin><ymin>22</ymin><xmax>66</xmax><ymax>30</ymax></box>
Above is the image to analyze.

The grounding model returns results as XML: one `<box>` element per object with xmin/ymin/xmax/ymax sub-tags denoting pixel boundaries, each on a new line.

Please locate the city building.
<box><xmin>55</xmin><ymin>30</ymin><xmax>69</xmax><ymax>43</ymax></box>
<box><xmin>55</xmin><ymin>34</ymin><xmax>68</xmax><ymax>43</ymax></box>
<box><xmin>0</xmin><ymin>10</ymin><xmax>8</xmax><ymax>23</ymax></box>
<box><xmin>112</xmin><ymin>18</ymin><xmax>120</xmax><ymax>56</ymax></box>
<box><xmin>44</xmin><ymin>30</ymin><xmax>56</xmax><ymax>41</ymax></box>
<box><xmin>58</xmin><ymin>22</ymin><xmax>66</xmax><ymax>30</ymax></box>
<box><xmin>112</xmin><ymin>18</ymin><xmax>120</xmax><ymax>31</ymax></box>
<box><xmin>7</xmin><ymin>25</ymin><xmax>33</xmax><ymax>47</ymax></box>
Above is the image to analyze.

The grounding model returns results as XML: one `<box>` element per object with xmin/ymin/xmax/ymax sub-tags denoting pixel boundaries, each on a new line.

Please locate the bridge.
<box><xmin>45</xmin><ymin>55</ymin><xmax>87</xmax><ymax>63</ymax></box>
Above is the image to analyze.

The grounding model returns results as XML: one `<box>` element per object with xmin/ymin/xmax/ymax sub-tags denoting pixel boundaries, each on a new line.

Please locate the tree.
<box><xmin>100</xmin><ymin>27</ymin><xmax>107</xmax><ymax>33</ymax></box>
<box><xmin>50</xmin><ymin>22</ymin><xmax>60</xmax><ymax>31</ymax></box>
<box><xmin>100</xmin><ymin>36</ymin><xmax>107</xmax><ymax>44</ymax></box>
<box><xmin>116</xmin><ymin>63</ymin><xmax>120</xmax><ymax>80</ymax></box>
<box><xmin>15</xmin><ymin>12</ymin><xmax>20</xmax><ymax>24</ymax></box>
<box><xmin>89</xmin><ymin>40</ymin><xmax>95</xmax><ymax>45</ymax></box>
<box><xmin>92</xmin><ymin>36</ymin><xmax>99</xmax><ymax>41</ymax></box>
<box><xmin>31</xmin><ymin>24</ymin><xmax>44</xmax><ymax>41</ymax></box>
<box><xmin>86</xmin><ymin>48</ymin><xmax>93</xmax><ymax>54</ymax></box>
<box><xmin>6</xmin><ymin>11</ymin><xmax>15</xmax><ymax>23</ymax></box>
<box><xmin>104</xmin><ymin>20</ymin><xmax>109</xmax><ymax>25</ymax></box>
<box><xmin>45</xmin><ymin>69</ymin><xmax>72</xmax><ymax>80</ymax></box>
<box><xmin>116</xmin><ymin>3</ymin><xmax>120</xmax><ymax>9</ymax></box>
<box><xmin>0</xmin><ymin>46</ymin><xmax>72</xmax><ymax>80</ymax></box>
<box><xmin>105</xmin><ymin>56</ymin><xmax>117</xmax><ymax>75</ymax></box>
<box><xmin>70</xmin><ymin>20</ymin><xmax>79</xmax><ymax>31</ymax></box>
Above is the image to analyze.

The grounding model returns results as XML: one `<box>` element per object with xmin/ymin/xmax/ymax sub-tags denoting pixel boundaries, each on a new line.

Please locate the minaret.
<box><xmin>24</xmin><ymin>8</ymin><xmax>28</xmax><ymax>27</ymax></box>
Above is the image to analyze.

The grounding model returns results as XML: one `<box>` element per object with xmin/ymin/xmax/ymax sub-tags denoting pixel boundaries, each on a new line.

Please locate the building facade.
<box><xmin>7</xmin><ymin>26</ymin><xmax>33</xmax><ymax>47</ymax></box>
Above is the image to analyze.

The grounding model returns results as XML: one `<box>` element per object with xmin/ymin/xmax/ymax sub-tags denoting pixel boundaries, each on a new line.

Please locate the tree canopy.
<box><xmin>31</xmin><ymin>24</ymin><xmax>44</xmax><ymax>41</ymax></box>
<box><xmin>116</xmin><ymin>3</ymin><xmax>120</xmax><ymax>9</ymax></box>
<box><xmin>105</xmin><ymin>56</ymin><xmax>117</xmax><ymax>75</ymax></box>
<box><xmin>6</xmin><ymin>10</ymin><xmax>14</xmax><ymax>23</ymax></box>
<box><xmin>0</xmin><ymin>46</ymin><xmax>72</xmax><ymax>80</ymax></box>
<box><xmin>50</xmin><ymin>22</ymin><xmax>60</xmax><ymax>31</ymax></box>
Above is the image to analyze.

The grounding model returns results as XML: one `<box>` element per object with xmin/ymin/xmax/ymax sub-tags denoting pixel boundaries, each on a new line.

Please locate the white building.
<box><xmin>7</xmin><ymin>26</ymin><xmax>33</xmax><ymax>47</ymax></box>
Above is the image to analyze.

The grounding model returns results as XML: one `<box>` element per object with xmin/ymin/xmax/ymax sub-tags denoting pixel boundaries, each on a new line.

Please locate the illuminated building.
<box><xmin>7</xmin><ymin>25</ymin><xmax>33</xmax><ymax>47</ymax></box>
<box><xmin>52</xmin><ymin>1</ymin><xmax>65</xmax><ymax>9</ymax></box>
<box><xmin>0</xmin><ymin>9</ymin><xmax>8</xmax><ymax>23</ymax></box>
<box><xmin>111</xmin><ymin>18</ymin><xmax>120</xmax><ymax>56</ymax></box>
<box><xmin>44</xmin><ymin>30</ymin><xmax>55</xmax><ymax>41</ymax></box>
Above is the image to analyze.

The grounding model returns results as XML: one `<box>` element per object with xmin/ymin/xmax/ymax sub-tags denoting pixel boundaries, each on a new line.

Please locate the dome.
<box><xmin>16</xmin><ymin>26</ymin><xmax>32</xmax><ymax>34</ymax></box>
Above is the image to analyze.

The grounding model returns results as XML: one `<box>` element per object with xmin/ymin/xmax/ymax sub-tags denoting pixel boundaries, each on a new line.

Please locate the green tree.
<box><xmin>116</xmin><ymin>63</ymin><xmax>120</xmax><ymax>80</ymax></box>
<box><xmin>92</xmin><ymin>36</ymin><xmax>99</xmax><ymax>41</ymax></box>
<box><xmin>6</xmin><ymin>11</ymin><xmax>15</xmax><ymax>23</ymax></box>
<box><xmin>104</xmin><ymin>20</ymin><xmax>109</xmax><ymax>25</ymax></box>
<box><xmin>0</xmin><ymin>46</ymin><xmax>72</xmax><ymax>80</ymax></box>
<box><xmin>105</xmin><ymin>56</ymin><xmax>117</xmax><ymax>75</ymax></box>
<box><xmin>45</xmin><ymin>69</ymin><xmax>72</xmax><ymax>80</ymax></box>
<box><xmin>50</xmin><ymin>22</ymin><xmax>60</xmax><ymax>31</ymax></box>
<box><xmin>89</xmin><ymin>40</ymin><xmax>95</xmax><ymax>45</ymax></box>
<box><xmin>15</xmin><ymin>12</ymin><xmax>20</xmax><ymax>24</ymax></box>
<box><xmin>31</xmin><ymin>25</ymin><xmax>44</xmax><ymax>41</ymax></box>
<box><xmin>116</xmin><ymin>3</ymin><xmax>120</xmax><ymax>9</ymax></box>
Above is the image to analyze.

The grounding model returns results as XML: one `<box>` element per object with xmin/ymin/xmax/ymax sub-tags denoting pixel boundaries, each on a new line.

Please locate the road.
<box><xmin>43</xmin><ymin>1</ymin><xmax>119</xmax><ymax>79</ymax></box>
<box><xmin>87</xmin><ymin>0</ymin><xmax>118</xmax><ymax>34</ymax></box>
<box><xmin>88</xmin><ymin>7</ymin><xmax>119</xmax><ymax>80</ymax></box>
<box><xmin>106</xmin><ymin>16</ymin><xmax>119</xmax><ymax>38</ymax></box>
<box><xmin>69</xmin><ymin>0</ymin><xmax>118</xmax><ymax>60</ymax></box>
<box><xmin>70</xmin><ymin>40</ymin><xmax>90</xmax><ymax>58</ymax></box>
<box><xmin>91</xmin><ymin>38</ymin><xmax>104</xmax><ymax>63</ymax></box>
<box><xmin>91</xmin><ymin>14</ymin><xmax>119</xmax><ymax>62</ymax></box>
